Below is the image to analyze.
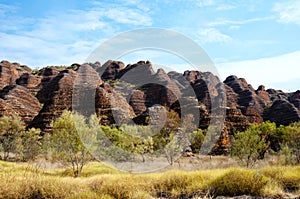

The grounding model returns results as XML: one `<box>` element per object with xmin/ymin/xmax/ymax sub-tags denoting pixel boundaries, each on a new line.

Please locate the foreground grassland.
<box><xmin>0</xmin><ymin>161</ymin><xmax>299</xmax><ymax>199</ymax></box>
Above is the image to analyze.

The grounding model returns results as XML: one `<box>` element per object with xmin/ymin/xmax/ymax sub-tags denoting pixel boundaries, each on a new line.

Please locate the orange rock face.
<box><xmin>0</xmin><ymin>60</ymin><xmax>300</xmax><ymax>155</ymax></box>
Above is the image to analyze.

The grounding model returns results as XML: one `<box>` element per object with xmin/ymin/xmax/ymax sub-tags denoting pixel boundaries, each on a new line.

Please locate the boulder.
<box><xmin>129</xmin><ymin>90</ymin><xmax>147</xmax><ymax>116</ymax></box>
<box><xmin>265</xmin><ymin>99</ymin><xmax>300</xmax><ymax>126</ymax></box>
<box><xmin>120</xmin><ymin>62</ymin><xmax>182</xmax><ymax>109</ymax></box>
<box><xmin>183</xmin><ymin>70</ymin><xmax>202</xmax><ymax>83</ymax></box>
<box><xmin>267</xmin><ymin>88</ymin><xmax>288</xmax><ymax>101</ymax></box>
<box><xmin>95</xmin><ymin>84</ymin><xmax>136</xmax><ymax>126</ymax></box>
<box><xmin>99</xmin><ymin>60</ymin><xmax>125</xmax><ymax>81</ymax></box>
<box><xmin>16</xmin><ymin>73</ymin><xmax>42</xmax><ymax>95</ymax></box>
<box><xmin>0</xmin><ymin>85</ymin><xmax>41</xmax><ymax>123</ymax></box>
<box><xmin>30</xmin><ymin>69</ymin><xmax>77</xmax><ymax>132</ymax></box>
<box><xmin>289</xmin><ymin>90</ymin><xmax>300</xmax><ymax>109</ymax></box>
<box><xmin>256</xmin><ymin>85</ymin><xmax>271</xmax><ymax>105</ymax></box>
<box><xmin>72</xmin><ymin>64</ymin><xmax>102</xmax><ymax>117</ymax></box>
<box><xmin>224</xmin><ymin>75</ymin><xmax>266</xmax><ymax>123</ymax></box>
<box><xmin>0</xmin><ymin>61</ymin><xmax>19</xmax><ymax>89</ymax></box>
<box><xmin>36</xmin><ymin>67</ymin><xmax>60</xmax><ymax>102</ymax></box>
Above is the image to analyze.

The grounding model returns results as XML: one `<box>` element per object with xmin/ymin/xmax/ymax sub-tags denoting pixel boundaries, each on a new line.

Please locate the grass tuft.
<box><xmin>210</xmin><ymin>168</ymin><xmax>269</xmax><ymax>196</ymax></box>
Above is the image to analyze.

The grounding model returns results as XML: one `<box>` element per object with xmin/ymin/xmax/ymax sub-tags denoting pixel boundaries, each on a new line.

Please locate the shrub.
<box><xmin>0</xmin><ymin>115</ymin><xmax>25</xmax><ymax>160</ymax></box>
<box><xmin>20</xmin><ymin>128</ymin><xmax>42</xmax><ymax>161</ymax></box>
<box><xmin>210</xmin><ymin>168</ymin><xmax>269</xmax><ymax>196</ymax></box>
<box><xmin>191</xmin><ymin>129</ymin><xmax>206</xmax><ymax>153</ymax></box>
<box><xmin>51</xmin><ymin>111</ymin><xmax>96</xmax><ymax>177</ymax></box>
<box><xmin>262</xmin><ymin>166</ymin><xmax>300</xmax><ymax>192</ymax></box>
<box><xmin>231</xmin><ymin>126</ymin><xmax>267</xmax><ymax>167</ymax></box>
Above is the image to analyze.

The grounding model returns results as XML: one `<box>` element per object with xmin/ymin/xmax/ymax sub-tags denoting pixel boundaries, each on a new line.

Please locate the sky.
<box><xmin>0</xmin><ymin>0</ymin><xmax>299</xmax><ymax>91</ymax></box>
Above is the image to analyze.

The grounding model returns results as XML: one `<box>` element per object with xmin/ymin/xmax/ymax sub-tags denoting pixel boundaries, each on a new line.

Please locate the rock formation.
<box><xmin>224</xmin><ymin>75</ymin><xmax>266</xmax><ymax>123</ymax></box>
<box><xmin>265</xmin><ymin>99</ymin><xmax>300</xmax><ymax>126</ymax></box>
<box><xmin>29</xmin><ymin>69</ymin><xmax>77</xmax><ymax>132</ymax></box>
<box><xmin>0</xmin><ymin>61</ymin><xmax>21</xmax><ymax>89</ymax></box>
<box><xmin>0</xmin><ymin>59</ymin><xmax>299</xmax><ymax>155</ymax></box>
<box><xmin>289</xmin><ymin>90</ymin><xmax>300</xmax><ymax>109</ymax></box>
<box><xmin>0</xmin><ymin>85</ymin><xmax>41</xmax><ymax>123</ymax></box>
<box><xmin>99</xmin><ymin>60</ymin><xmax>125</xmax><ymax>81</ymax></box>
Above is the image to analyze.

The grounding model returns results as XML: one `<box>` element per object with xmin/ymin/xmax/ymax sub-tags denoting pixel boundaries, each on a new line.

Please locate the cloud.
<box><xmin>21</xmin><ymin>10</ymin><xmax>109</xmax><ymax>42</ymax></box>
<box><xmin>0</xmin><ymin>32</ymin><xmax>98</xmax><ymax>67</ymax></box>
<box><xmin>0</xmin><ymin>3</ymin><xmax>17</xmax><ymax>17</ymax></box>
<box><xmin>273</xmin><ymin>0</ymin><xmax>300</xmax><ymax>25</ymax></box>
<box><xmin>91</xmin><ymin>1</ymin><xmax>152</xmax><ymax>26</ymax></box>
<box><xmin>207</xmin><ymin>16</ymin><xmax>274</xmax><ymax>26</ymax></box>
<box><xmin>0</xmin><ymin>3</ymin><xmax>33</xmax><ymax>31</ymax></box>
<box><xmin>195</xmin><ymin>0</ymin><xmax>236</xmax><ymax>11</ymax></box>
<box><xmin>22</xmin><ymin>5</ymin><xmax>152</xmax><ymax>41</ymax></box>
<box><xmin>215</xmin><ymin>4</ymin><xmax>236</xmax><ymax>11</ymax></box>
<box><xmin>197</xmin><ymin>28</ymin><xmax>232</xmax><ymax>43</ymax></box>
<box><xmin>106</xmin><ymin>8</ymin><xmax>152</xmax><ymax>26</ymax></box>
<box><xmin>196</xmin><ymin>0</ymin><xmax>216</xmax><ymax>7</ymax></box>
<box><xmin>217</xmin><ymin>51</ymin><xmax>300</xmax><ymax>91</ymax></box>
<box><xmin>0</xmin><ymin>2</ymin><xmax>153</xmax><ymax>67</ymax></box>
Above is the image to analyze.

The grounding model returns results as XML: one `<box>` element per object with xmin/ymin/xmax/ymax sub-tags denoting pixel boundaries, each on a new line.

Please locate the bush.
<box><xmin>98</xmin><ymin>125</ymin><xmax>154</xmax><ymax>162</ymax></box>
<box><xmin>20</xmin><ymin>128</ymin><xmax>42</xmax><ymax>161</ymax></box>
<box><xmin>282</xmin><ymin>122</ymin><xmax>300</xmax><ymax>164</ymax></box>
<box><xmin>51</xmin><ymin>110</ymin><xmax>97</xmax><ymax>177</ymax></box>
<box><xmin>210</xmin><ymin>168</ymin><xmax>269</xmax><ymax>196</ymax></box>
<box><xmin>262</xmin><ymin>166</ymin><xmax>300</xmax><ymax>192</ymax></box>
<box><xmin>0</xmin><ymin>115</ymin><xmax>25</xmax><ymax>160</ymax></box>
<box><xmin>231</xmin><ymin>125</ymin><xmax>267</xmax><ymax>167</ymax></box>
<box><xmin>191</xmin><ymin>129</ymin><xmax>206</xmax><ymax>153</ymax></box>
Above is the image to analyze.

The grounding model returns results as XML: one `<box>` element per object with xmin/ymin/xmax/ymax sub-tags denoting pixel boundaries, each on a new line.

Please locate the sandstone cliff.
<box><xmin>1</xmin><ymin>60</ymin><xmax>299</xmax><ymax>154</ymax></box>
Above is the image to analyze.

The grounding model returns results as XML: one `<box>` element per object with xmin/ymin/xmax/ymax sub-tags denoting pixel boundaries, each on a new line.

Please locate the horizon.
<box><xmin>1</xmin><ymin>0</ymin><xmax>300</xmax><ymax>91</ymax></box>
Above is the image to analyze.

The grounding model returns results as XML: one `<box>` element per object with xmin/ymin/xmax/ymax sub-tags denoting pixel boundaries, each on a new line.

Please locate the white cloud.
<box><xmin>273</xmin><ymin>0</ymin><xmax>300</xmax><ymax>25</ymax></box>
<box><xmin>0</xmin><ymin>3</ymin><xmax>33</xmax><ymax>31</ymax></box>
<box><xmin>22</xmin><ymin>5</ymin><xmax>152</xmax><ymax>42</ymax></box>
<box><xmin>0</xmin><ymin>2</ymin><xmax>153</xmax><ymax>67</ymax></box>
<box><xmin>0</xmin><ymin>3</ymin><xmax>17</xmax><ymax>17</ymax></box>
<box><xmin>91</xmin><ymin>1</ymin><xmax>152</xmax><ymax>26</ymax></box>
<box><xmin>22</xmin><ymin>9</ymin><xmax>110</xmax><ymax>42</ymax></box>
<box><xmin>217</xmin><ymin>51</ymin><xmax>300</xmax><ymax>91</ymax></box>
<box><xmin>215</xmin><ymin>4</ymin><xmax>236</xmax><ymax>11</ymax></box>
<box><xmin>195</xmin><ymin>0</ymin><xmax>236</xmax><ymax>11</ymax></box>
<box><xmin>0</xmin><ymin>32</ymin><xmax>97</xmax><ymax>67</ymax></box>
<box><xmin>106</xmin><ymin>8</ymin><xmax>152</xmax><ymax>26</ymax></box>
<box><xmin>196</xmin><ymin>0</ymin><xmax>215</xmax><ymax>7</ymax></box>
<box><xmin>197</xmin><ymin>28</ymin><xmax>232</xmax><ymax>43</ymax></box>
<box><xmin>207</xmin><ymin>16</ymin><xmax>274</xmax><ymax>26</ymax></box>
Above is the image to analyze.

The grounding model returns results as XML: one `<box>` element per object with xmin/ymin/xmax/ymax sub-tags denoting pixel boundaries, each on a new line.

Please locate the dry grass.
<box><xmin>0</xmin><ymin>160</ymin><xmax>299</xmax><ymax>198</ymax></box>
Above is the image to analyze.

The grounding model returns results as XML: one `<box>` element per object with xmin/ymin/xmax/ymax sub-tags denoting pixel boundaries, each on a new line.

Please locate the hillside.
<box><xmin>1</xmin><ymin>60</ymin><xmax>299</xmax><ymax>155</ymax></box>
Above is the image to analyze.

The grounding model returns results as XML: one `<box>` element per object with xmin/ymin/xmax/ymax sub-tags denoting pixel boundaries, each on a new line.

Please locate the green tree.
<box><xmin>231</xmin><ymin>125</ymin><xmax>267</xmax><ymax>168</ymax></box>
<box><xmin>163</xmin><ymin>133</ymin><xmax>179</xmax><ymax>165</ymax></box>
<box><xmin>158</xmin><ymin>110</ymin><xmax>181</xmax><ymax>165</ymax></box>
<box><xmin>191</xmin><ymin>129</ymin><xmax>206</xmax><ymax>153</ymax></box>
<box><xmin>100</xmin><ymin>125</ymin><xmax>154</xmax><ymax>162</ymax></box>
<box><xmin>51</xmin><ymin>110</ymin><xmax>95</xmax><ymax>177</ymax></box>
<box><xmin>0</xmin><ymin>115</ymin><xmax>25</xmax><ymax>161</ymax></box>
<box><xmin>119</xmin><ymin>125</ymin><xmax>154</xmax><ymax>162</ymax></box>
<box><xmin>152</xmin><ymin>110</ymin><xmax>180</xmax><ymax>151</ymax></box>
<box><xmin>20</xmin><ymin>128</ymin><xmax>42</xmax><ymax>161</ymax></box>
<box><xmin>257</xmin><ymin>121</ymin><xmax>276</xmax><ymax>152</ymax></box>
<box><xmin>280</xmin><ymin>122</ymin><xmax>300</xmax><ymax>164</ymax></box>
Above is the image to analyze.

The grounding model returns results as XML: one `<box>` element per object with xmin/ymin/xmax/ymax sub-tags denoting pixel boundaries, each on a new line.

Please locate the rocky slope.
<box><xmin>1</xmin><ymin>60</ymin><xmax>299</xmax><ymax>154</ymax></box>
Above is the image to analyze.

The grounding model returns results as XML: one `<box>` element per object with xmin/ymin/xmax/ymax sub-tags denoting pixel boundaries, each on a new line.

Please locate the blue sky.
<box><xmin>0</xmin><ymin>0</ymin><xmax>300</xmax><ymax>91</ymax></box>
